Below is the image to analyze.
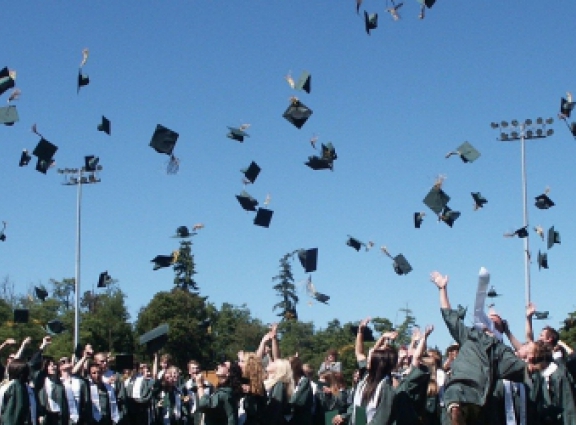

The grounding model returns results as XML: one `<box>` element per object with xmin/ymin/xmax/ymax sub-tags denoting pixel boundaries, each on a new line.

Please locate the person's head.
<box><xmin>538</xmin><ymin>326</ymin><xmax>559</xmax><ymax>347</ymax></box>
<box><xmin>59</xmin><ymin>356</ymin><xmax>73</xmax><ymax>374</ymax></box>
<box><xmin>8</xmin><ymin>359</ymin><xmax>30</xmax><ymax>382</ymax></box>
<box><xmin>6</xmin><ymin>353</ymin><xmax>15</xmax><ymax>367</ymax></box>
<box><xmin>42</xmin><ymin>356</ymin><xmax>59</xmax><ymax>378</ymax></box>
<box><xmin>302</xmin><ymin>363</ymin><xmax>314</xmax><ymax>379</ymax></box>
<box><xmin>289</xmin><ymin>355</ymin><xmax>304</xmax><ymax>382</ymax></box>
<box><xmin>227</xmin><ymin>362</ymin><xmax>245</xmax><ymax>397</ymax></box>
<box><xmin>531</xmin><ymin>340</ymin><xmax>553</xmax><ymax>367</ymax></box>
<box><xmin>352</xmin><ymin>369</ymin><xmax>360</xmax><ymax>384</ymax></box>
<box><xmin>188</xmin><ymin>360</ymin><xmax>201</xmax><ymax>377</ymax></box>
<box><xmin>426</xmin><ymin>349</ymin><xmax>442</xmax><ymax>369</ymax></box>
<box><xmin>325</xmin><ymin>349</ymin><xmax>338</xmax><ymax>363</ymax></box>
<box><xmin>94</xmin><ymin>352</ymin><xmax>110</xmax><ymax>372</ymax></box>
<box><xmin>88</xmin><ymin>362</ymin><xmax>102</xmax><ymax>383</ymax></box>
<box><xmin>163</xmin><ymin>366</ymin><xmax>179</xmax><ymax>387</ymax></box>
<box><xmin>265</xmin><ymin>359</ymin><xmax>294</xmax><ymax>396</ymax></box>
<box><xmin>445</xmin><ymin>343</ymin><xmax>459</xmax><ymax>360</ymax></box>
<box><xmin>160</xmin><ymin>354</ymin><xmax>172</xmax><ymax>370</ymax></box>
<box><xmin>242</xmin><ymin>353</ymin><xmax>265</xmax><ymax>396</ymax></box>
<box><xmin>362</xmin><ymin>347</ymin><xmax>397</xmax><ymax>404</ymax></box>
<box><xmin>140</xmin><ymin>363</ymin><xmax>151</xmax><ymax>378</ymax></box>
<box><xmin>216</xmin><ymin>363</ymin><xmax>230</xmax><ymax>387</ymax></box>
<box><xmin>332</xmin><ymin>372</ymin><xmax>346</xmax><ymax>390</ymax></box>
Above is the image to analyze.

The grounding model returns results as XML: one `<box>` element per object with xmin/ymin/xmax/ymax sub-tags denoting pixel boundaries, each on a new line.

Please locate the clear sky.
<box><xmin>1</xmin><ymin>1</ymin><xmax>575</xmax><ymax>350</ymax></box>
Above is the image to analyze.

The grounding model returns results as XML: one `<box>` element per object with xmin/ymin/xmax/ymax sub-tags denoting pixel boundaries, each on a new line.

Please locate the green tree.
<box><xmin>50</xmin><ymin>278</ymin><xmax>75</xmax><ymax>311</ymax></box>
<box><xmin>559</xmin><ymin>312</ymin><xmax>576</xmax><ymax>347</ymax></box>
<box><xmin>277</xmin><ymin>320</ymin><xmax>315</xmax><ymax>360</ymax></box>
<box><xmin>272</xmin><ymin>252</ymin><xmax>299</xmax><ymax>321</ymax></box>
<box><xmin>395</xmin><ymin>305</ymin><xmax>417</xmax><ymax>346</ymax></box>
<box><xmin>173</xmin><ymin>240</ymin><xmax>198</xmax><ymax>292</ymax></box>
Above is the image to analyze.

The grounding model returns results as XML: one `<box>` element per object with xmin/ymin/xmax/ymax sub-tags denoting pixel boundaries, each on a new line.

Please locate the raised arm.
<box><xmin>430</xmin><ymin>271</ymin><xmax>450</xmax><ymax>309</ymax></box>
<box><xmin>0</xmin><ymin>338</ymin><xmax>16</xmax><ymax>352</ymax></box>
<box><xmin>270</xmin><ymin>323</ymin><xmax>280</xmax><ymax>360</ymax></box>
<box><xmin>411</xmin><ymin>326</ymin><xmax>434</xmax><ymax>368</ymax></box>
<box><xmin>373</xmin><ymin>330</ymin><xmax>398</xmax><ymax>352</ymax></box>
<box><xmin>255</xmin><ymin>332</ymin><xmax>271</xmax><ymax>359</ymax></box>
<box><xmin>525</xmin><ymin>303</ymin><xmax>535</xmax><ymax>342</ymax></box>
<box><xmin>152</xmin><ymin>352</ymin><xmax>159</xmax><ymax>378</ymax></box>
<box><xmin>355</xmin><ymin>317</ymin><xmax>371</xmax><ymax>362</ymax></box>
<box><xmin>14</xmin><ymin>336</ymin><xmax>31</xmax><ymax>359</ymax></box>
<box><xmin>502</xmin><ymin>319</ymin><xmax>523</xmax><ymax>352</ymax></box>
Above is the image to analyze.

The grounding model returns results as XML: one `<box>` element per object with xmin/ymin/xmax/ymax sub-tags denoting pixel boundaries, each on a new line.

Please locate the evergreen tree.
<box><xmin>173</xmin><ymin>239</ymin><xmax>199</xmax><ymax>292</ymax></box>
<box><xmin>272</xmin><ymin>251</ymin><xmax>299</xmax><ymax>321</ymax></box>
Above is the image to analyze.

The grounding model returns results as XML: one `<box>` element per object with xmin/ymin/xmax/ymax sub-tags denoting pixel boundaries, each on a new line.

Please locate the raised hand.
<box><xmin>430</xmin><ymin>271</ymin><xmax>448</xmax><ymax>289</ymax></box>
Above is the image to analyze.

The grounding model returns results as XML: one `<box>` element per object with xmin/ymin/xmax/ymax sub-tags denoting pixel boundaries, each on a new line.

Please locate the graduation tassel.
<box><xmin>366</xmin><ymin>241</ymin><xmax>375</xmax><ymax>252</ymax></box>
<box><xmin>7</xmin><ymin>88</ymin><xmax>20</xmax><ymax>103</ymax></box>
<box><xmin>31</xmin><ymin>123</ymin><xmax>44</xmax><ymax>139</ymax></box>
<box><xmin>239</xmin><ymin>123</ymin><xmax>251</xmax><ymax>131</ymax></box>
<box><xmin>380</xmin><ymin>245</ymin><xmax>393</xmax><ymax>260</ymax></box>
<box><xmin>534</xmin><ymin>225</ymin><xmax>544</xmax><ymax>241</ymax></box>
<box><xmin>80</xmin><ymin>48</ymin><xmax>89</xmax><ymax>68</ymax></box>
<box><xmin>192</xmin><ymin>223</ymin><xmax>204</xmax><ymax>231</ymax></box>
<box><xmin>310</xmin><ymin>133</ymin><xmax>318</xmax><ymax>149</ymax></box>
<box><xmin>166</xmin><ymin>154</ymin><xmax>180</xmax><ymax>175</ymax></box>
<box><xmin>285</xmin><ymin>71</ymin><xmax>295</xmax><ymax>89</ymax></box>
<box><xmin>263</xmin><ymin>193</ymin><xmax>271</xmax><ymax>207</ymax></box>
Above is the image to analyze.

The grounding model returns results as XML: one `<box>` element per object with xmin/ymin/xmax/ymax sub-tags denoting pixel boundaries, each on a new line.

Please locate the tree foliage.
<box><xmin>272</xmin><ymin>252</ymin><xmax>299</xmax><ymax>321</ymax></box>
<box><xmin>173</xmin><ymin>240</ymin><xmax>198</xmax><ymax>292</ymax></box>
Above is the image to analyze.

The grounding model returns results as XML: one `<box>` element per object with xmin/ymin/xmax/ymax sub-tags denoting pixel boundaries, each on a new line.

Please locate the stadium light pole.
<box><xmin>490</xmin><ymin>118</ymin><xmax>554</xmax><ymax>306</ymax></box>
<box><xmin>57</xmin><ymin>159</ymin><xmax>103</xmax><ymax>350</ymax></box>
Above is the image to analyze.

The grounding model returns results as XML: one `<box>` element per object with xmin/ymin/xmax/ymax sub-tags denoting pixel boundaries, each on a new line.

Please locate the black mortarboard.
<box><xmin>392</xmin><ymin>254</ymin><xmax>412</xmax><ymax>275</ymax></box>
<box><xmin>350</xmin><ymin>325</ymin><xmax>375</xmax><ymax>342</ymax></box>
<box><xmin>236</xmin><ymin>190</ymin><xmax>259</xmax><ymax>212</ymax></box>
<box><xmin>538</xmin><ymin>251</ymin><xmax>548</xmax><ymax>270</ymax></box>
<box><xmin>420</xmin><ymin>0</ymin><xmax>436</xmax><ymax>8</ymax></box>
<box><xmin>487</xmin><ymin>286</ymin><xmax>501</xmax><ymax>298</ymax></box>
<box><xmin>294</xmin><ymin>71</ymin><xmax>311</xmax><ymax>94</ymax></box>
<box><xmin>534</xmin><ymin>311</ymin><xmax>549</xmax><ymax>320</ymax></box>
<box><xmin>33</xmin><ymin>138</ymin><xmax>58</xmax><ymax>162</ymax></box>
<box><xmin>115</xmin><ymin>354</ymin><xmax>134</xmax><ymax>371</ymax></box>
<box><xmin>298</xmin><ymin>248</ymin><xmax>318</xmax><ymax>273</ymax></box>
<box><xmin>84</xmin><ymin>155</ymin><xmax>99</xmax><ymax>172</ymax></box>
<box><xmin>151</xmin><ymin>254</ymin><xmax>175</xmax><ymax>270</ymax></box>
<box><xmin>414</xmin><ymin>212</ymin><xmax>425</xmax><ymax>228</ymax></box>
<box><xmin>19</xmin><ymin>149</ymin><xmax>31</xmax><ymax>167</ymax></box>
<box><xmin>305</xmin><ymin>156</ymin><xmax>332</xmax><ymax>171</ymax></box>
<box><xmin>321</xmin><ymin>142</ymin><xmax>337</xmax><ymax>162</ymax></box>
<box><xmin>439</xmin><ymin>206</ymin><xmax>460</xmax><ymax>227</ymax></box>
<box><xmin>364</xmin><ymin>11</ymin><xmax>378</xmax><ymax>34</ymax></box>
<box><xmin>150</xmin><ymin>124</ymin><xmax>179</xmax><ymax>156</ymax></box>
<box><xmin>547</xmin><ymin>226</ymin><xmax>560</xmax><ymax>250</ymax></box>
<box><xmin>97</xmin><ymin>116</ymin><xmax>111</xmax><ymax>135</ymax></box>
<box><xmin>14</xmin><ymin>308</ymin><xmax>29</xmax><ymax>324</ymax></box>
<box><xmin>77</xmin><ymin>70</ymin><xmax>89</xmax><ymax>93</ymax></box>
<box><xmin>570</xmin><ymin>122</ymin><xmax>576</xmax><ymax>138</ymax></box>
<box><xmin>535</xmin><ymin>193</ymin><xmax>554</xmax><ymax>210</ymax></box>
<box><xmin>98</xmin><ymin>271</ymin><xmax>111</xmax><ymax>288</ymax></box>
<box><xmin>227</xmin><ymin>126</ymin><xmax>249</xmax><ymax>142</ymax></box>
<box><xmin>560</xmin><ymin>97</ymin><xmax>575</xmax><ymax>118</ymax></box>
<box><xmin>174</xmin><ymin>226</ymin><xmax>191</xmax><ymax>238</ymax></box>
<box><xmin>506</xmin><ymin>226</ymin><xmax>529</xmax><ymax>238</ymax></box>
<box><xmin>45</xmin><ymin>320</ymin><xmax>66</xmax><ymax>335</ymax></box>
<box><xmin>0</xmin><ymin>67</ymin><xmax>15</xmax><ymax>96</ymax></box>
<box><xmin>0</xmin><ymin>105</ymin><xmax>19</xmax><ymax>126</ymax></box>
<box><xmin>446</xmin><ymin>141</ymin><xmax>481</xmax><ymax>163</ymax></box>
<box><xmin>139</xmin><ymin>324</ymin><xmax>169</xmax><ymax>354</ymax></box>
<box><xmin>36</xmin><ymin>158</ymin><xmax>55</xmax><ymax>174</ymax></box>
<box><xmin>254</xmin><ymin>208</ymin><xmax>273</xmax><ymax>228</ymax></box>
<box><xmin>314</xmin><ymin>292</ymin><xmax>330</xmax><ymax>304</ymax></box>
<box><xmin>283</xmin><ymin>98</ymin><xmax>313</xmax><ymax>129</ymax></box>
<box><xmin>472</xmin><ymin>192</ymin><xmax>487</xmax><ymax>209</ymax></box>
<box><xmin>346</xmin><ymin>236</ymin><xmax>363</xmax><ymax>251</ymax></box>
<box><xmin>423</xmin><ymin>186</ymin><xmax>450</xmax><ymax>215</ymax></box>
<box><xmin>241</xmin><ymin>161</ymin><xmax>261</xmax><ymax>184</ymax></box>
<box><xmin>35</xmin><ymin>286</ymin><xmax>48</xmax><ymax>301</ymax></box>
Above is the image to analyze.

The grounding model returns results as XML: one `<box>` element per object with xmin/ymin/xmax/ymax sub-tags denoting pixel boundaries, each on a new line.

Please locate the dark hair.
<box><xmin>41</xmin><ymin>356</ymin><xmax>60</xmax><ymax>378</ymax></box>
<box><xmin>325</xmin><ymin>349</ymin><xmax>338</xmax><ymax>360</ymax></box>
<box><xmin>289</xmin><ymin>356</ymin><xmax>304</xmax><ymax>383</ymax></box>
<box><xmin>533</xmin><ymin>340</ymin><xmax>553</xmax><ymax>364</ymax></box>
<box><xmin>8</xmin><ymin>359</ymin><xmax>30</xmax><ymax>382</ymax></box>
<box><xmin>227</xmin><ymin>362</ymin><xmax>245</xmax><ymax>399</ymax></box>
<box><xmin>362</xmin><ymin>348</ymin><xmax>397</xmax><ymax>405</ymax></box>
<box><xmin>542</xmin><ymin>326</ymin><xmax>560</xmax><ymax>346</ymax></box>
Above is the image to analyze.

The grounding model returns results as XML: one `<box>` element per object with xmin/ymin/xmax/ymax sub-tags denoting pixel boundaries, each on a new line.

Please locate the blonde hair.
<box><xmin>264</xmin><ymin>359</ymin><xmax>294</xmax><ymax>398</ymax></box>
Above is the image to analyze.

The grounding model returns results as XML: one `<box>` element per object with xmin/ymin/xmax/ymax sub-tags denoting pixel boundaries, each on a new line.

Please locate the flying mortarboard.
<box><xmin>350</xmin><ymin>324</ymin><xmax>375</xmax><ymax>342</ymax></box>
<box><xmin>381</xmin><ymin>246</ymin><xmax>412</xmax><ymax>275</ymax></box>
<box><xmin>314</xmin><ymin>292</ymin><xmax>330</xmax><ymax>304</ymax></box>
<box><xmin>97</xmin><ymin>116</ymin><xmax>111</xmax><ymax>135</ymax></box>
<box><xmin>19</xmin><ymin>149</ymin><xmax>32</xmax><ymax>167</ymax></box>
<box><xmin>560</xmin><ymin>95</ymin><xmax>575</xmax><ymax>118</ymax></box>
<box><xmin>445</xmin><ymin>141</ymin><xmax>480</xmax><ymax>163</ymax></box>
<box><xmin>254</xmin><ymin>208</ymin><xmax>274</xmax><ymax>228</ymax></box>
<box><xmin>346</xmin><ymin>236</ymin><xmax>364</xmax><ymax>252</ymax></box>
<box><xmin>98</xmin><ymin>271</ymin><xmax>112</xmax><ymax>288</ymax></box>
<box><xmin>77</xmin><ymin>49</ymin><xmax>89</xmax><ymax>93</ymax></box>
<box><xmin>439</xmin><ymin>206</ymin><xmax>460</xmax><ymax>227</ymax></box>
<box><xmin>33</xmin><ymin>138</ymin><xmax>58</xmax><ymax>162</ymax></box>
<box><xmin>356</xmin><ymin>0</ymin><xmax>362</xmax><ymax>14</ymax></box>
<box><xmin>504</xmin><ymin>226</ymin><xmax>529</xmax><ymax>238</ymax></box>
<box><xmin>139</xmin><ymin>323</ymin><xmax>169</xmax><ymax>354</ymax></box>
<box><xmin>36</xmin><ymin>158</ymin><xmax>55</xmax><ymax>174</ymax></box>
<box><xmin>364</xmin><ymin>11</ymin><xmax>378</xmax><ymax>34</ymax></box>
<box><xmin>321</xmin><ymin>142</ymin><xmax>337</xmax><ymax>162</ymax></box>
<box><xmin>0</xmin><ymin>221</ymin><xmax>6</xmax><ymax>242</ymax></box>
<box><xmin>294</xmin><ymin>71</ymin><xmax>311</xmax><ymax>94</ymax></box>
<box><xmin>150</xmin><ymin>124</ymin><xmax>179</xmax><ymax>156</ymax></box>
<box><xmin>472</xmin><ymin>192</ymin><xmax>487</xmax><ymax>210</ymax></box>
<box><xmin>283</xmin><ymin>98</ymin><xmax>313</xmax><ymax>129</ymax></box>
<box><xmin>414</xmin><ymin>212</ymin><xmax>425</xmax><ymax>228</ymax></box>
<box><xmin>534</xmin><ymin>311</ymin><xmax>549</xmax><ymax>320</ymax></box>
<box><xmin>173</xmin><ymin>226</ymin><xmax>192</xmax><ymax>238</ymax></box>
<box><xmin>45</xmin><ymin>320</ymin><xmax>66</xmax><ymax>335</ymax></box>
<box><xmin>151</xmin><ymin>254</ymin><xmax>176</xmax><ymax>270</ymax></box>
<box><xmin>535</xmin><ymin>192</ymin><xmax>554</xmax><ymax>210</ymax></box>
<box><xmin>0</xmin><ymin>67</ymin><xmax>16</xmax><ymax>96</ymax></box>
<box><xmin>35</xmin><ymin>286</ymin><xmax>49</xmax><ymax>301</ymax></box>
<box><xmin>84</xmin><ymin>155</ymin><xmax>99</xmax><ymax>172</ymax></box>
<box><xmin>423</xmin><ymin>179</ymin><xmax>450</xmax><ymax>215</ymax></box>
<box><xmin>417</xmin><ymin>0</ymin><xmax>436</xmax><ymax>19</ymax></box>
<box><xmin>547</xmin><ymin>226</ymin><xmax>560</xmax><ymax>250</ymax></box>
<box><xmin>227</xmin><ymin>126</ymin><xmax>250</xmax><ymax>142</ymax></box>
<box><xmin>305</xmin><ymin>155</ymin><xmax>332</xmax><ymax>171</ymax></box>
<box><xmin>0</xmin><ymin>105</ymin><xmax>19</xmax><ymax>126</ymax></box>
<box><xmin>241</xmin><ymin>161</ymin><xmax>261</xmax><ymax>184</ymax></box>
<box><xmin>236</xmin><ymin>190</ymin><xmax>259</xmax><ymax>212</ymax></box>
<box><xmin>115</xmin><ymin>354</ymin><xmax>134</xmax><ymax>371</ymax></box>
<box><xmin>298</xmin><ymin>248</ymin><xmax>318</xmax><ymax>273</ymax></box>
<box><xmin>487</xmin><ymin>286</ymin><xmax>501</xmax><ymax>298</ymax></box>
<box><xmin>537</xmin><ymin>251</ymin><xmax>548</xmax><ymax>270</ymax></box>
<box><xmin>14</xmin><ymin>308</ymin><xmax>29</xmax><ymax>324</ymax></box>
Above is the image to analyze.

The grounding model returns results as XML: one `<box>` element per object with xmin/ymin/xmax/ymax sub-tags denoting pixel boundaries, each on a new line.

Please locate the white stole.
<box><xmin>90</xmin><ymin>380</ymin><xmax>120</xmax><ymax>424</ymax></box>
<box><xmin>62</xmin><ymin>376</ymin><xmax>81</xmax><ymax>422</ymax></box>
<box><xmin>0</xmin><ymin>380</ymin><xmax>13</xmax><ymax>415</ymax></box>
<box><xmin>160</xmin><ymin>389</ymin><xmax>181</xmax><ymax>423</ymax></box>
<box><xmin>352</xmin><ymin>376</ymin><xmax>387</xmax><ymax>423</ymax></box>
<box><xmin>45</xmin><ymin>377</ymin><xmax>61</xmax><ymax>413</ymax></box>
<box><xmin>504</xmin><ymin>380</ymin><xmax>526</xmax><ymax>425</ymax></box>
<box><xmin>132</xmin><ymin>376</ymin><xmax>145</xmax><ymax>399</ymax></box>
<box><xmin>541</xmin><ymin>362</ymin><xmax>558</xmax><ymax>391</ymax></box>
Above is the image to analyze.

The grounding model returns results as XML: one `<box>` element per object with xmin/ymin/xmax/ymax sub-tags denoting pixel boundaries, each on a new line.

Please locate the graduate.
<box><xmin>37</xmin><ymin>356</ymin><xmax>71</xmax><ymax>425</ymax></box>
<box><xmin>239</xmin><ymin>352</ymin><xmax>267</xmax><ymax>425</ymax></box>
<box><xmin>287</xmin><ymin>355</ymin><xmax>314</xmax><ymax>425</ymax></box>
<box><xmin>184</xmin><ymin>360</ymin><xmax>214</xmax><ymax>425</ymax></box>
<box><xmin>197</xmin><ymin>362</ymin><xmax>243</xmax><ymax>425</ymax></box>
<box><xmin>59</xmin><ymin>356</ymin><xmax>91</xmax><ymax>425</ymax></box>
<box><xmin>87</xmin><ymin>362</ymin><xmax>120</xmax><ymax>425</ymax></box>
<box><xmin>124</xmin><ymin>362</ymin><xmax>155</xmax><ymax>425</ymax></box>
<box><xmin>0</xmin><ymin>359</ymin><xmax>38</xmax><ymax>425</ymax></box>
<box><xmin>94</xmin><ymin>352</ymin><xmax>127</xmax><ymax>422</ymax></box>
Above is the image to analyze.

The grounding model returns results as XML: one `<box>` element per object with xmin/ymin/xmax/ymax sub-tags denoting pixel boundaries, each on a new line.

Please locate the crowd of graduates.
<box><xmin>1</xmin><ymin>269</ymin><xmax>576</xmax><ymax>425</ymax></box>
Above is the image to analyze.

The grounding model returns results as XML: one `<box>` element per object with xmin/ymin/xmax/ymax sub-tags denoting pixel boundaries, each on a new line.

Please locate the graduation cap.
<box><xmin>294</xmin><ymin>71</ymin><xmax>311</xmax><ymax>94</ymax></box>
<box><xmin>414</xmin><ymin>212</ymin><xmax>425</xmax><ymax>228</ymax></box>
<box><xmin>84</xmin><ymin>155</ymin><xmax>99</xmax><ymax>172</ymax></box>
<box><xmin>423</xmin><ymin>180</ymin><xmax>450</xmax><ymax>215</ymax></box>
<box><xmin>417</xmin><ymin>0</ymin><xmax>436</xmax><ymax>19</ymax></box>
<box><xmin>33</xmin><ymin>138</ymin><xmax>58</xmax><ymax>162</ymax></box>
<box><xmin>77</xmin><ymin>49</ymin><xmax>89</xmax><ymax>93</ymax></box>
<box><xmin>150</xmin><ymin>124</ymin><xmax>179</xmax><ymax>156</ymax></box>
<box><xmin>439</xmin><ymin>206</ymin><xmax>460</xmax><ymax>227</ymax></box>
<box><xmin>227</xmin><ymin>125</ymin><xmax>250</xmax><ymax>142</ymax></box>
<box><xmin>381</xmin><ymin>246</ymin><xmax>412</xmax><ymax>275</ymax></box>
<box><xmin>283</xmin><ymin>98</ymin><xmax>313</xmax><ymax>129</ymax></box>
<box><xmin>14</xmin><ymin>308</ymin><xmax>29</xmax><ymax>324</ymax></box>
<box><xmin>254</xmin><ymin>208</ymin><xmax>273</xmax><ymax>228</ymax></box>
<box><xmin>560</xmin><ymin>94</ymin><xmax>575</xmax><ymax>118</ymax></box>
<box><xmin>346</xmin><ymin>236</ymin><xmax>364</xmax><ymax>252</ymax></box>
<box><xmin>36</xmin><ymin>158</ymin><xmax>55</xmax><ymax>174</ymax></box>
<box><xmin>0</xmin><ymin>105</ymin><xmax>19</xmax><ymax>126</ymax></box>
<box><xmin>97</xmin><ymin>116</ymin><xmax>111</xmax><ymax>135</ymax></box>
<box><xmin>45</xmin><ymin>319</ymin><xmax>66</xmax><ymax>335</ymax></box>
<box><xmin>321</xmin><ymin>143</ymin><xmax>337</xmax><ymax>162</ymax></box>
<box><xmin>236</xmin><ymin>190</ymin><xmax>259</xmax><ymax>212</ymax></box>
<box><xmin>298</xmin><ymin>248</ymin><xmax>318</xmax><ymax>273</ymax></box>
<box><xmin>538</xmin><ymin>251</ymin><xmax>548</xmax><ymax>270</ymax></box>
<box><xmin>350</xmin><ymin>325</ymin><xmax>375</xmax><ymax>342</ymax></box>
<box><xmin>35</xmin><ymin>286</ymin><xmax>48</xmax><ymax>302</ymax></box>
<box><xmin>139</xmin><ymin>323</ymin><xmax>169</xmax><ymax>354</ymax></box>
<box><xmin>0</xmin><ymin>67</ymin><xmax>16</xmax><ymax>96</ymax></box>
<box><xmin>487</xmin><ymin>286</ymin><xmax>501</xmax><ymax>298</ymax></box>
<box><xmin>97</xmin><ymin>271</ymin><xmax>112</xmax><ymax>288</ymax></box>
<box><xmin>151</xmin><ymin>254</ymin><xmax>176</xmax><ymax>270</ymax></box>
<box><xmin>356</xmin><ymin>0</ymin><xmax>362</xmax><ymax>13</ymax></box>
<box><xmin>547</xmin><ymin>226</ymin><xmax>560</xmax><ymax>250</ymax></box>
<box><xmin>570</xmin><ymin>122</ymin><xmax>576</xmax><ymax>138</ymax></box>
<box><xmin>0</xmin><ymin>221</ymin><xmax>6</xmax><ymax>242</ymax></box>
<box><xmin>115</xmin><ymin>354</ymin><xmax>134</xmax><ymax>371</ymax></box>
<box><xmin>241</xmin><ymin>161</ymin><xmax>261</xmax><ymax>184</ymax></box>
<box><xmin>364</xmin><ymin>11</ymin><xmax>378</xmax><ymax>34</ymax></box>
<box><xmin>314</xmin><ymin>292</ymin><xmax>330</xmax><ymax>304</ymax></box>
<box><xmin>305</xmin><ymin>155</ymin><xmax>332</xmax><ymax>171</ymax></box>
<box><xmin>504</xmin><ymin>226</ymin><xmax>529</xmax><ymax>238</ymax></box>
<box><xmin>472</xmin><ymin>192</ymin><xmax>487</xmax><ymax>210</ymax></box>
<box><xmin>535</xmin><ymin>191</ymin><xmax>554</xmax><ymax>210</ymax></box>
<box><xmin>173</xmin><ymin>226</ymin><xmax>192</xmax><ymax>238</ymax></box>
<box><xmin>534</xmin><ymin>311</ymin><xmax>549</xmax><ymax>320</ymax></box>
<box><xmin>19</xmin><ymin>150</ymin><xmax>31</xmax><ymax>167</ymax></box>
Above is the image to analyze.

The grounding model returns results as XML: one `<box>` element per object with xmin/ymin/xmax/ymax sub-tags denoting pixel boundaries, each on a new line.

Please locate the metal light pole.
<box><xmin>58</xmin><ymin>159</ymin><xmax>102</xmax><ymax>349</ymax></box>
<box><xmin>490</xmin><ymin>118</ymin><xmax>554</xmax><ymax>306</ymax></box>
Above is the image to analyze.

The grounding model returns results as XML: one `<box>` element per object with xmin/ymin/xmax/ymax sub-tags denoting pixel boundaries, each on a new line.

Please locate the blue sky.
<box><xmin>1</xmin><ymin>1</ymin><xmax>575</xmax><ymax>350</ymax></box>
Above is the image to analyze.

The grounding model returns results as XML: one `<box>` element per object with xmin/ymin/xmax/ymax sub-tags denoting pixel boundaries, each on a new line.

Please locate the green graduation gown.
<box><xmin>1</xmin><ymin>380</ymin><xmax>33</xmax><ymax>425</ymax></box>
<box><xmin>288</xmin><ymin>376</ymin><xmax>313</xmax><ymax>425</ymax></box>
<box><xmin>198</xmin><ymin>386</ymin><xmax>238</xmax><ymax>425</ymax></box>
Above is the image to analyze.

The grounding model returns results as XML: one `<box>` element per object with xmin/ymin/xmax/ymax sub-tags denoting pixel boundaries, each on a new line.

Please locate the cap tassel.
<box><xmin>310</xmin><ymin>134</ymin><xmax>318</xmax><ymax>149</ymax></box>
<box><xmin>290</xmin><ymin>96</ymin><xmax>299</xmax><ymax>105</ymax></box>
<box><xmin>418</xmin><ymin>4</ymin><xmax>425</xmax><ymax>19</ymax></box>
<box><xmin>433</xmin><ymin>174</ymin><xmax>446</xmax><ymax>189</ymax></box>
<box><xmin>285</xmin><ymin>72</ymin><xmax>295</xmax><ymax>89</ymax></box>
<box><xmin>366</xmin><ymin>241</ymin><xmax>374</xmax><ymax>251</ymax></box>
<box><xmin>534</xmin><ymin>226</ymin><xmax>544</xmax><ymax>241</ymax></box>
<box><xmin>192</xmin><ymin>223</ymin><xmax>204</xmax><ymax>231</ymax></box>
<box><xmin>80</xmin><ymin>48</ymin><xmax>89</xmax><ymax>68</ymax></box>
<box><xmin>7</xmin><ymin>88</ymin><xmax>21</xmax><ymax>103</ymax></box>
<box><xmin>8</xmin><ymin>69</ymin><xmax>16</xmax><ymax>80</ymax></box>
<box><xmin>239</xmin><ymin>123</ymin><xmax>251</xmax><ymax>132</ymax></box>
<box><xmin>263</xmin><ymin>194</ymin><xmax>271</xmax><ymax>206</ymax></box>
<box><xmin>380</xmin><ymin>245</ymin><xmax>393</xmax><ymax>260</ymax></box>
<box><xmin>31</xmin><ymin>123</ymin><xmax>44</xmax><ymax>139</ymax></box>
